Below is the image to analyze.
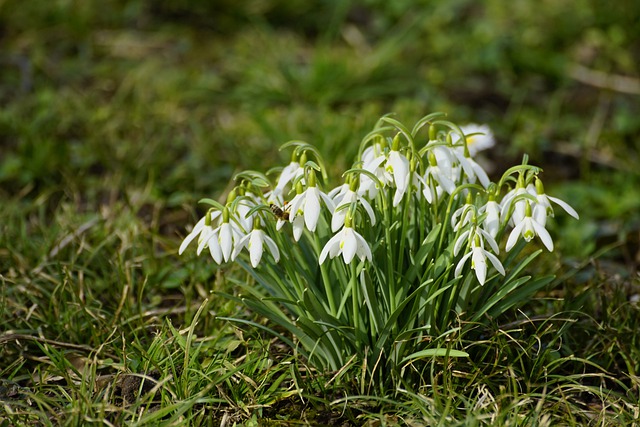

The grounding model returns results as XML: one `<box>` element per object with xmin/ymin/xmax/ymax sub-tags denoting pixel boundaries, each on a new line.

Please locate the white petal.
<box><xmin>274</xmin><ymin>162</ymin><xmax>301</xmax><ymax>194</ymax></box>
<box><xmin>304</xmin><ymin>188</ymin><xmax>321</xmax><ymax>231</ymax></box>
<box><xmin>532</xmin><ymin>220</ymin><xmax>554</xmax><ymax>251</ymax></box>
<box><xmin>437</xmin><ymin>171</ymin><xmax>457</xmax><ymax>194</ymax></box>
<box><xmin>319</xmin><ymin>233</ymin><xmax>342</xmax><ymax>265</ymax></box>
<box><xmin>263</xmin><ymin>234</ymin><xmax>280</xmax><ymax>263</ymax></box>
<box><xmin>318</xmin><ymin>189</ymin><xmax>336</xmax><ymax>211</ymax></box>
<box><xmin>505</xmin><ymin>221</ymin><xmax>525</xmax><ymax>252</ymax></box>
<box><xmin>422</xmin><ymin>180</ymin><xmax>434</xmax><ymax>203</ymax></box>
<box><xmin>455</xmin><ymin>252</ymin><xmax>472</xmax><ymax>277</ymax></box>
<box><xmin>219</xmin><ymin>223</ymin><xmax>233</xmax><ymax>262</ymax></box>
<box><xmin>292</xmin><ymin>215</ymin><xmax>304</xmax><ymax>241</ymax></box>
<box><xmin>454</xmin><ymin>152</ymin><xmax>476</xmax><ymax>182</ymax></box>
<box><xmin>471</xmin><ymin>247</ymin><xmax>487</xmax><ymax>285</ymax></box>
<box><xmin>533</xmin><ymin>204</ymin><xmax>548</xmax><ymax>226</ymax></box>
<box><xmin>341</xmin><ymin>229</ymin><xmax>358</xmax><ymax>264</ymax></box>
<box><xmin>483</xmin><ymin>202</ymin><xmax>500</xmax><ymax>238</ymax></box>
<box><xmin>208</xmin><ymin>237</ymin><xmax>223</xmax><ymax>264</ymax></box>
<box><xmin>359</xmin><ymin>197</ymin><xmax>376</xmax><ymax>225</ymax></box>
<box><xmin>478</xmin><ymin>228</ymin><xmax>500</xmax><ymax>254</ymax></box>
<box><xmin>451</xmin><ymin>205</ymin><xmax>464</xmax><ymax>228</ymax></box>
<box><xmin>354</xmin><ymin>232</ymin><xmax>372</xmax><ymax>261</ymax></box>
<box><xmin>470</xmin><ymin>161</ymin><xmax>490</xmax><ymax>188</ymax></box>
<box><xmin>179</xmin><ymin>216</ymin><xmax>207</xmax><ymax>255</ymax></box>
<box><xmin>196</xmin><ymin>226</ymin><xmax>213</xmax><ymax>255</ymax></box>
<box><xmin>548</xmin><ymin>196</ymin><xmax>579</xmax><ymax>219</ymax></box>
<box><xmin>288</xmin><ymin>194</ymin><xmax>304</xmax><ymax>221</ymax></box>
<box><xmin>485</xmin><ymin>251</ymin><xmax>505</xmax><ymax>275</ymax></box>
<box><xmin>331</xmin><ymin>207</ymin><xmax>347</xmax><ymax>232</ymax></box>
<box><xmin>232</xmin><ymin>233</ymin><xmax>250</xmax><ymax>260</ymax></box>
<box><xmin>389</xmin><ymin>151</ymin><xmax>409</xmax><ymax>191</ymax></box>
<box><xmin>454</xmin><ymin>230</ymin><xmax>471</xmax><ymax>256</ymax></box>
<box><xmin>249</xmin><ymin>230</ymin><xmax>264</xmax><ymax>267</ymax></box>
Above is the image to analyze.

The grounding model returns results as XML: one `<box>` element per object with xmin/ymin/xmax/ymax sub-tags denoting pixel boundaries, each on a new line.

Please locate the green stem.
<box><xmin>382</xmin><ymin>189</ymin><xmax>396</xmax><ymax>314</ymax></box>
<box><xmin>350</xmin><ymin>261</ymin><xmax>360</xmax><ymax>346</ymax></box>
<box><xmin>313</xmin><ymin>232</ymin><xmax>337</xmax><ymax>317</ymax></box>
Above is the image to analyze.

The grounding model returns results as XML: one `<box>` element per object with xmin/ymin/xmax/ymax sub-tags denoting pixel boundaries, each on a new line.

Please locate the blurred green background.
<box><xmin>1</xmin><ymin>0</ymin><xmax>639</xmax><ymax>265</ymax></box>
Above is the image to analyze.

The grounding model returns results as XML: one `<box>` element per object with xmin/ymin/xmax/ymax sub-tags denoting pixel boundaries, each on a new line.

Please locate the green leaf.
<box><xmin>401</xmin><ymin>348</ymin><xmax>469</xmax><ymax>364</ymax></box>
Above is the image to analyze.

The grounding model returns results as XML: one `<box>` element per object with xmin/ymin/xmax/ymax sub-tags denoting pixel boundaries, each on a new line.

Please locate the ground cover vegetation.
<box><xmin>1</xmin><ymin>0</ymin><xmax>640</xmax><ymax>425</ymax></box>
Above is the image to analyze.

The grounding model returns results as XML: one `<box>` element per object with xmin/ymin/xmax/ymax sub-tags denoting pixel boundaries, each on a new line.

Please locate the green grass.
<box><xmin>2</xmin><ymin>0</ymin><xmax>640</xmax><ymax>425</ymax></box>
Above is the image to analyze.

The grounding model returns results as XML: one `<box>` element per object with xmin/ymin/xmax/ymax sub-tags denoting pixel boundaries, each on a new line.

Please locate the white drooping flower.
<box><xmin>479</xmin><ymin>198</ymin><xmax>501</xmax><ymax>238</ymax></box>
<box><xmin>331</xmin><ymin>185</ymin><xmax>376</xmax><ymax>232</ymax></box>
<box><xmin>423</xmin><ymin>150</ymin><xmax>457</xmax><ymax>195</ymax></box>
<box><xmin>385</xmin><ymin>149</ymin><xmax>411</xmax><ymax>207</ymax></box>
<box><xmin>236</xmin><ymin>194</ymin><xmax>259</xmax><ymax>233</ymax></box>
<box><xmin>452</xmin><ymin>150</ymin><xmax>491</xmax><ymax>188</ymax></box>
<box><xmin>529</xmin><ymin>179</ymin><xmax>579</xmax><ymax>227</ymax></box>
<box><xmin>421</xmin><ymin>174</ymin><xmax>444</xmax><ymax>204</ymax></box>
<box><xmin>451</xmin><ymin>196</ymin><xmax>476</xmax><ymax>231</ymax></box>
<box><xmin>454</xmin><ymin>226</ymin><xmax>504</xmax><ymax>285</ymax></box>
<box><xmin>455</xmin><ymin>124</ymin><xmax>495</xmax><ymax>157</ymax></box>
<box><xmin>359</xmin><ymin>141</ymin><xmax>390</xmax><ymax>199</ymax></box>
<box><xmin>272</xmin><ymin>159</ymin><xmax>304</xmax><ymax>200</ymax></box>
<box><xmin>233</xmin><ymin>228</ymin><xmax>280</xmax><ymax>268</ymax></box>
<box><xmin>319</xmin><ymin>225</ymin><xmax>372</xmax><ymax>265</ymax></box>
<box><xmin>505</xmin><ymin>201</ymin><xmax>554</xmax><ymax>252</ymax></box>
<box><xmin>358</xmin><ymin>136</ymin><xmax>411</xmax><ymax>205</ymax></box>
<box><xmin>500</xmin><ymin>179</ymin><xmax>532</xmax><ymax>226</ymax></box>
<box><xmin>178</xmin><ymin>210</ymin><xmax>222</xmax><ymax>257</ymax></box>
<box><xmin>288</xmin><ymin>171</ymin><xmax>334</xmax><ymax>239</ymax></box>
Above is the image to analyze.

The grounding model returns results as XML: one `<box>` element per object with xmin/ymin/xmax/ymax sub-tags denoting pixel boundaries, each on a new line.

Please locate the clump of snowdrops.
<box><xmin>179</xmin><ymin>113</ymin><xmax>578</xmax><ymax>387</ymax></box>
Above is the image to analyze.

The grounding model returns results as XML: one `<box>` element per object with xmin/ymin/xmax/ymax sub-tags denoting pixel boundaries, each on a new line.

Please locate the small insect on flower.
<box><xmin>269</xmin><ymin>203</ymin><xmax>290</xmax><ymax>221</ymax></box>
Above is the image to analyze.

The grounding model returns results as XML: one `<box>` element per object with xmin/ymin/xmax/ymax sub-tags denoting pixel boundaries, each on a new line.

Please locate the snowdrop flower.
<box><xmin>421</xmin><ymin>174</ymin><xmax>444</xmax><ymax>204</ymax></box>
<box><xmin>288</xmin><ymin>170</ymin><xmax>334</xmax><ymax>238</ymax></box>
<box><xmin>233</xmin><ymin>223</ymin><xmax>280</xmax><ymax>268</ymax></box>
<box><xmin>479</xmin><ymin>195</ymin><xmax>501</xmax><ymax>238</ymax></box>
<box><xmin>331</xmin><ymin>180</ymin><xmax>376</xmax><ymax>232</ymax></box>
<box><xmin>328</xmin><ymin>182</ymin><xmax>350</xmax><ymax>202</ymax></box>
<box><xmin>500</xmin><ymin>177</ymin><xmax>533</xmax><ymax>226</ymax></box>
<box><xmin>217</xmin><ymin>219</ymin><xmax>237</xmax><ymax>262</ymax></box>
<box><xmin>424</xmin><ymin>150</ymin><xmax>457</xmax><ymax>195</ymax></box>
<box><xmin>451</xmin><ymin>194</ymin><xmax>476</xmax><ymax>231</ymax></box>
<box><xmin>178</xmin><ymin>209</ymin><xmax>222</xmax><ymax>257</ymax></box>
<box><xmin>529</xmin><ymin>178</ymin><xmax>579</xmax><ymax>226</ymax></box>
<box><xmin>385</xmin><ymin>148</ymin><xmax>411</xmax><ymax>207</ymax></box>
<box><xmin>205</xmin><ymin>208</ymin><xmax>245</xmax><ymax>263</ymax></box>
<box><xmin>272</xmin><ymin>152</ymin><xmax>305</xmax><ymax>200</ymax></box>
<box><xmin>454</xmin><ymin>226</ymin><xmax>505</xmax><ymax>285</ymax></box>
<box><xmin>506</xmin><ymin>201</ymin><xmax>554</xmax><ymax>252</ymax></box>
<box><xmin>452</xmin><ymin>150</ymin><xmax>491</xmax><ymax>188</ymax></box>
<box><xmin>455</xmin><ymin>124</ymin><xmax>495</xmax><ymax>157</ymax></box>
<box><xmin>360</xmin><ymin>139</ymin><xmax>386</xmax><ymax>166</ymax></box>
<box><xmin>359</xmin><ymin>141</ymin><xmax>390</xmax><ymax>199</ymax></box>
<box><xmin>319</xmin><ymin>215</ymin><xmax>372</xmax><ymax>265</ymax></box>
<box><xmin>236</xmin><ymin>194</ymin><xmax>258</xmax><ymax>233</ymax></box>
